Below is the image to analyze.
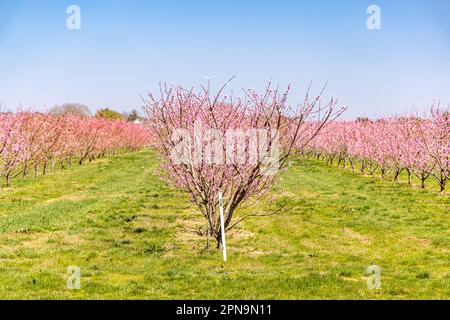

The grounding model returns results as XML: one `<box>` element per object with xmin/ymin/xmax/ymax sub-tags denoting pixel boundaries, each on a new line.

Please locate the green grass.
<box><xmin>0</xmin><ymin>149</ymin><xmax>448</xmax><ymax>299</ymax></box>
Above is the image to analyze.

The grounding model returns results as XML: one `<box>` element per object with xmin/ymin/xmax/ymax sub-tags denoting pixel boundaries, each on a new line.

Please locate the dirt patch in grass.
<box><xmin>131</xmin><ymin>215</ymin><xmax>172</xmax><ymax>229</ymax></box>
<box><xmin>18</xmin><ymin>231</ymin><xmax>85</xmax><ymax>249</ymax></box>
<box><xmin>44</xmin><ymin>194</ymin><xmax>87</xmax><ymax>204</ymax></box>
<box><xmin>342</xmin><ymin>228</ymin><xmax>372</xmax><ymax>245</ymax></box>
<box><xmin>174</xmin><ymin>216</ymin><xmax>205</xmax><ymax>246</ymax></box>
<box><xmin>228</xmin><ymin>229</ymin><xmax>255</xmax><ymax>240</ymax></box>
<box><xmin>402</xmin><ymin>235</ymin><xmax>432</xmax><ymax>247</ymax></box>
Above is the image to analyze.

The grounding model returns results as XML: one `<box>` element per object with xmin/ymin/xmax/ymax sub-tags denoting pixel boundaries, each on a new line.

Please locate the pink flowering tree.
<box><xmin>145</xmin><ymin>81</ymin><xmax>344</xmax><ymax>247</ymax></box>
<box><xmin>419</xmin><ymin>108</ymin><xmax>449</xmax><ymax>191</ymax></box>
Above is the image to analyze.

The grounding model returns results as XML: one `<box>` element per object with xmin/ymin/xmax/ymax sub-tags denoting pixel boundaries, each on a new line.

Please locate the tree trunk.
<box><xmin>5</xmin><ymin>173</ymin><xmax>10</xmax><ymax>187</ymax></box>
<box><xmin>436</xmin><ymin>171</ymin><xmax>446</xmax><ymax>192</ymax></box>
<box><xmin>407</xmin><ymin>169</ymin><xmax>412</xmax><ymax>185</ymax></box>
<box><xmin>22</xmin><ymin>164</ymin><xmax>27</xmax><ymax>178</ymax></box>
<box><xmin>361</xmin><ymin>161</ymin><xmax>366</xmax><ymax>173</ymax></box>
<box><xmin>393</xmin><ymin>168</ymin><xmax>402</xmax><ymax>181</ymax></box>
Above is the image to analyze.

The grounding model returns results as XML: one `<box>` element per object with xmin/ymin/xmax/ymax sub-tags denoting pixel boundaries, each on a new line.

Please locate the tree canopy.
<box><xmin>95</xmin><ymin>108</ymin><xmax>125</xmax><ymax>120</ymax></box>
<box><xmin>49</xmin><ymin>103</ymin><xmax>91</xmax><ymax>117</ymax></box>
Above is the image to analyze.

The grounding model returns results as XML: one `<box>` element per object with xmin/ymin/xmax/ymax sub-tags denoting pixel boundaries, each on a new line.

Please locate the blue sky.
<box><xmin>0</xmin><ymin>0</ymin><xmax>449</xmax><ymax>118</ymax></box>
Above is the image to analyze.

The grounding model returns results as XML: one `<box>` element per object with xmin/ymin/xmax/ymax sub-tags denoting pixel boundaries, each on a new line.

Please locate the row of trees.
<box><xmin>49</xmin><ymin>103</ymin><xmax>143</xmax><ymax>122</ymax></box>
<box><xmin>303</xmin><ymin>108</ymin><xmax>450</xmax><ymax>191</ymax></box>
<box><xmin>0</xmin><ymin>112</ymin><xmax>151</xmax><ymax>187</ymax></box>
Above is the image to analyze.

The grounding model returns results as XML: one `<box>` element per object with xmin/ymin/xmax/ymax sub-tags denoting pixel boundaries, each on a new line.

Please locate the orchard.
<box><xmin>0</xmin><ymin>86</ymin><xmax>448</xmax><ymax>300</ymax></box>
<box><xmin>0</xmin><ymin>112</ymin><xmax>151</xmax><ymax>187</ymax></box>
<box><xmin>303</xmin><ymin>108</ymin><xmax>450</xmax><ymax>191</ymax></box>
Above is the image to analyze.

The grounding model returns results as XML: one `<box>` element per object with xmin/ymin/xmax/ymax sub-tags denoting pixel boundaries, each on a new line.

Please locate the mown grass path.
<box><xmin>0</xmin><ymin>150</ymin><xmax>448</xmax><ymax>299</ymax></box>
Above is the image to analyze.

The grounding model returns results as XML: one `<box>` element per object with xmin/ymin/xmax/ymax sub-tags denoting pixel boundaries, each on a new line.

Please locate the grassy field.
<box><xmin>0</xmin><ymin>149</ymin><xmax>448</xmax><ymax>299</ymax></box>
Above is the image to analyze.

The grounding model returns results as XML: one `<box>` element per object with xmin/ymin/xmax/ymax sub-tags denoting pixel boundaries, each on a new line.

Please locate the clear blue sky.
<box><xmin>1</xmin><ymin>0</ymin><xmax>449</xmax><ymax>118</ymax></box>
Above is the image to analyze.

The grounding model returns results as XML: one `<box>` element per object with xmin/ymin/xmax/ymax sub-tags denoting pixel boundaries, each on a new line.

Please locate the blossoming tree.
<box><xmin>145</xmin><ymin>81</ymin><xmax>344</xmax><ymax>247</ymax></box>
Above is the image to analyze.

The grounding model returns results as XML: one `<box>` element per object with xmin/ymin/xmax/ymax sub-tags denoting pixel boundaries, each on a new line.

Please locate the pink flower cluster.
<box><xmin>305</xmin><ymin>109</ymin><xmax>450</xmax><ymax>191</ymax></box>
<box><xmin>0</xmin><ymin>112</ymin><xmax>151</xmax><ymax>186</ymax></box>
